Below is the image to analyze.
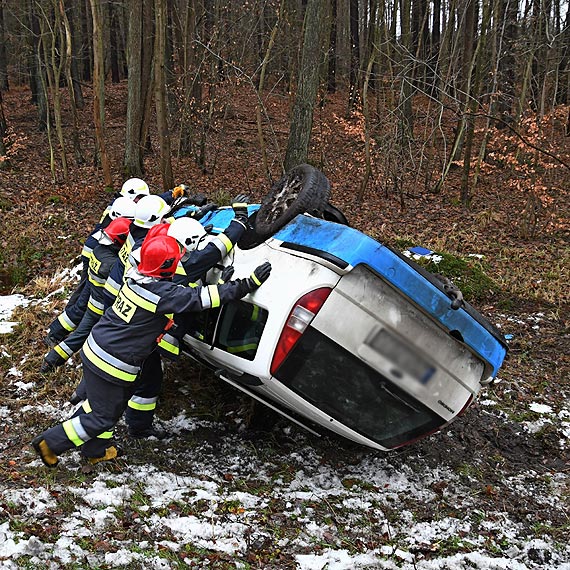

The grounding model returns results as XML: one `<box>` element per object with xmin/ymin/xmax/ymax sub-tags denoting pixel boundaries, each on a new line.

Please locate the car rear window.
<box><xmin>274</xmin><ymin>327</ymin><xmax>444</xmax><ymax>448</ymax></box>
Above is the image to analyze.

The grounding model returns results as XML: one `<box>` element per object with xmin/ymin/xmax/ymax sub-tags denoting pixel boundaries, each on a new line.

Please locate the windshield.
<box><xmin>275</xmin><ymin>327</ymin><xmax>444</xmax><ymax>448</ymax></box>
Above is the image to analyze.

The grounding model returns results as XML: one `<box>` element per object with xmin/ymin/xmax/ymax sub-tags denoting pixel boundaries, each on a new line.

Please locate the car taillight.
<box><xmin>270</xmin><ymin>287</ymin><xmax>332</xmax><ymax>375</ymax></box>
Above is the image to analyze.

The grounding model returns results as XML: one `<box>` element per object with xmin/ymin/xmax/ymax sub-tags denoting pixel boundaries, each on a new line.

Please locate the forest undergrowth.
<box><xmin>0</xmin><ymin>81</ymin><xmax>568</xmax><ymax>568</ymax></box>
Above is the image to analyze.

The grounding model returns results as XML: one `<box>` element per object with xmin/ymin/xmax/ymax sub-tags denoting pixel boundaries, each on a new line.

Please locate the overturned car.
<box><xmin>172</xmin><ymin>165</ymin><xmax>508</xmax><ymax>451</ymax></box>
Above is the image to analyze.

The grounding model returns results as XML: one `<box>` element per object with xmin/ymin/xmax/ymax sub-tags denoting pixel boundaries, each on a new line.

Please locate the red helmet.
<box><xmin>100</xmin><ymin>217</ymin><xmax>131</xmax><ymax>247</ymax></box>
<box><xmin>138</xmin><ymin>235</ymin><xmax>184</xmax><ymax>279</ymax></box>
<box><xmin>144</xmin><ymin>222</ymin><xmax>169</xmax><ymax>241</ymax></box>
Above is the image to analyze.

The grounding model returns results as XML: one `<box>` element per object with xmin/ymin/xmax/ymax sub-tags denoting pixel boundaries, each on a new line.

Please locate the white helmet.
<box><xmin>167</xmin><ymin>217</ymin><xmax>207</xmax><ymax>256</ymax></box>
<box><xmin>109</xmin><ymin>196</ymin><xmax>137</xmax><ymax>220</ymax></box>
<box><xmin>120</xmin><ymin>177</ymin><xmax>150</xmax><ymax>199</ymax></box>
<box><xmin>133</xmin><ymin>195</ymin><xmax>170</xmax><ymax>228</ymax></box>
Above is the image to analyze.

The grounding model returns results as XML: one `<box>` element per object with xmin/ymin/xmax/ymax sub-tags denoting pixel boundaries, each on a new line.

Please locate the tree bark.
<box><xmin>109</xmin><ymin>1</ymin><xmax>121</xmax><ymax>83</ymax></box>
<box><xmin>0</xmin><ymin>88</ymin><xmax>9</xmax><ymax>167</ymax></box>
<box><xmin>357</xmin><ymin>0</ymin><xmax>380</xmax><ymax>203</ymax></box>
<box><xmin>59</xmin><ymin>0</ymin><xmax>84</xmax><ymax>165</ymax></box>
<box><xmin>335</xmin><ymin>0</ymin><xmax>351</xmax><ymax>90</ymax></box>
<box><xmin>124</xmin><ymin>0</ymin><xmax>154</xmax><ymax>177</ymax></box>
<box><xmin>178</xmin><ymin>0</ymin><xmax>202</xmax><ymax>157</ymax></box>
<box><xmin>69</xmin><ymin>0</ymin><xmax>85</xmax><ymax>109</ymax></box>
<box><xmin>398</xmin><ymin>0</ymin><xmax>414</xmax><ymax>140</ymax></box>
<box><xmin>0</xmin><ymin>0</ymin><xmax>8</xmax><ymax>90</ymax></box>
<box><xmin>155</xmin><ymin>0</ymin><xmax>174</xmax><ymax>190</ymax></box>
<box><xmin>257</xmin><ymin>0</ymin><xmax>284</xmax><ymax>180</ymax></box>
<box><xmin>284</xmin><ymin>0</ymin><xmax>325</xmax><ymax>171</ymax></box>
<box><xmin>347</xmin><ymin>0</ymin><xmax>360</xmax><ymax>112</ymax></box>
<box><xmin>89</xmin><ymin>0</ymin><xmax>112</xmax><ymax>187</ymax></box>
<box><xmin>40</xmin><ymin>2</ymin><xmax>68</xmax><ymax>179</ymax></box>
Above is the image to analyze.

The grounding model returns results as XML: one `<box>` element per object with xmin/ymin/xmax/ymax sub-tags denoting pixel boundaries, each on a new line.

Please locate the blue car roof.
<box><xmin>274</xmin><ymin>215</ymin><xmax>507</xmax><ymax>377</ymax></box>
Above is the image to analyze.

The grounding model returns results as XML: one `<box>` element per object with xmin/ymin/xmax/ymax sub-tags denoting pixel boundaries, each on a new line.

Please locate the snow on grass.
<box><xmin>3</xmin><ymin>419</ymin><xmax>570</xmax><ymax>568</ymax></box>
<box><xmin>2</xmin><ymin>293</ymin><xmax>570</xmax><ymax>569</ymax></box>
<box><xmin>529</xmin><ymin>403</ymin><xmax>554</xmax><ymax>414</ymax></box>
<box><xmin>0</xmin><ymin>294</ymin><xmax>29</xmax><ymax>334</ymax></box>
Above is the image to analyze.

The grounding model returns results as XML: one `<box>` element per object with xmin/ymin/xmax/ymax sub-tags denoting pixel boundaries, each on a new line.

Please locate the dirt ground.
<box><xmin>0</xmin><ymin>81</ymin><xmax>569</xmax><ymax>566</ymax></box>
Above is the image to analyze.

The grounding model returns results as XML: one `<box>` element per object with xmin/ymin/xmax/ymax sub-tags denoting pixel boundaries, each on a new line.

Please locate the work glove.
<box><xmin>186</xmin><ymin>202</ymin><xmax>217</xmax><ymax>220</ymax></box>
<box><xmin>172</xmin><ymin>184</ymin><xmax>189</xmax><ymax>199</ymax></box>
<box><xmin>244</xmin><ymin>261</ymin><xmax>271</xmax><ymax>293</ymax></box>
<box><xmin>232</xmin><ymin>194</ymin><xmax>250</xmax><ymax>226</ymax></box>
<box><xmin>218</xmin><ymin>265</ymin><xmax>235</xmax><ymax>284</ymax></box>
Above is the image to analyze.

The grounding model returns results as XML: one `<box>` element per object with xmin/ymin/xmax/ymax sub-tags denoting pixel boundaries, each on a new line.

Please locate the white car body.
<box><xmin>178</xmin><ymin>207</ymin><xmax>507</xmax><ymax>451</ymax></box>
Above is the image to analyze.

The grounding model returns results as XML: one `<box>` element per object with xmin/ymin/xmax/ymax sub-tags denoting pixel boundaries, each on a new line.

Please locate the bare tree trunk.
<box><xmin>69</xmin><ymin>0</ymin><xmax>85</xmax><ymax>109</ymax></box>
<box><xmin>109</xmin><ymin>1</ymin><xmax>121</xmax><ymax>83</ymax></box>
<box><xmin>82</xmin><ymin>0</ymin><xmax>93</xmax><ymax>82</ymax></box>
<box><xmin>89</xmin><ymin>0</ymin><xmax>112</xmax><ymax>187</ymax></box>
<box><xmin>0</xmin><ymin>0</ymin><xmax>8</xmax><ymax>90</ymax></box>
<box><xmin>357</xmin><ymin>0</ymin><xmax>379</xmax><ymax>203</ymax></box>
<box><xmin>327</xmin><ymin>0</ymin><xmax>337</xmax><ymax>93</ymax></box>
<box><xmin>398</xmin><ymin>0</ymin><xmax>414</xmax><ymax>140</ymax></box>
<box><xmin>459</xmin><ymin>0</ymin><xmax>491</xmax><ymax>205</ymax></box>
<box><xmin>494</xmin><ymin>0</ymin><xmax>518</xmax><ymax>126</ymax></box>
<box><xmin>335</xmin><ymin>0</ymin><xmax>351</xmax><ymax>90</ymax></box>
<box><xmin>284</xmin><ymin>0</ymin><xmax>326</xmax><ymax>171</ymax></box>
<box><xmin>40</xmin><ymin>2</ymin><xmax>68</xmax><ymax>179</ymax></box>
<box><xmin>125</xmin><ymin>0</ymin><xmax>154</xmax><ymax>177</ymax></box>
<box><xmin>0</xmin><ymin>89</ymin><xmax>9</xmax><ymax>167</ymax></box>
<box><xmin>28</xmin><ymin>0</ymin><xmax>48</xmax><ymax>130</ymax></box>
<box><xmin>256</xmin><ymin>0</ymin><xmax>284</xmax><ymax>180</ymax></box>
<box><xmin>155</xmin><ymin>0</ymin><xmax>174</xmax><ymax>190</ymax></box>
<box><xmin>347</xmin><ymin>0</ymin><xmax>360</xmax><ymax>113</ymax></box>
<box><xmin>59</xmin><ymin>0</ymin><xmax>84</xmax><ymax>165</ymax></box>
<box><xmin>178</xmin><ymin>0</ymin><xmax>202</xmax><ymax>157</ymax></box>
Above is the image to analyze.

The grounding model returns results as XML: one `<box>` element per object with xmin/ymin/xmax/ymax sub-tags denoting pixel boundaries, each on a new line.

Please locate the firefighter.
<box><xmin>40</xmin><ymin>216</ymin><xmax>133</xmax><ymax>373</ymax></box>
<box><xmin>102</xmin><ymin>194</ymin><xmax>172</xmax><ymax>309</ymax></box>
<box><xmin>32</xmin><ymin>234</ymin><xmax>271</xmax><ymax>466</ymax></box>
<box><xmin>118</xmin><ymin>198</ymin><xmax>249</xmax><ymax>439</ymax></box>
<box><xmin>44</xmin><ymin>179</ymin><xmax>194</xmax><ymax>347</ymax></box>
<box><xmin>44</xmin><ymin>179</ymin><xmax>150</xmax><ymax>347</ymax></box>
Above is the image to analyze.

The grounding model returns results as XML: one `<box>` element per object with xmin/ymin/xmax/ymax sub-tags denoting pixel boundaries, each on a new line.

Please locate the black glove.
<box><xmin>246</xmin><ymin>262</ymin><xmax>271</xmax><ymax>291</ymax></box>
<box><xmin>187</xmin><ymin>192</ymin><xmax>207</xmax><ymax>206</ymax></box>
<box><xmin>219</xmin><ymin>265</ymin><xmax>235</xmax><ymax>284</ymax></box>
<box><xmin>232</xmin><ymin>194</ymin><xmax>250</xmax><ymax>226</ymax></box>
<box><xmin>186</xmin><ymin>203</ymin><xmax>217</xmax><ymax>219</ymax></box>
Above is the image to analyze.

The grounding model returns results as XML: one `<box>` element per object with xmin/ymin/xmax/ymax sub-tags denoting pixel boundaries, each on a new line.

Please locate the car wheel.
<box><xmin>254</xmin><ymin>164</ymin><xmax>330</xmax><ymax>237</ymax></box>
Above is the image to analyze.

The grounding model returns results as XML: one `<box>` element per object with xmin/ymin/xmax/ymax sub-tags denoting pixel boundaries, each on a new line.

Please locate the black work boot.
<box><xmin>128</xmin><ymin>424</ymin><xmax>168</xmax><ymax>440</ymax></box>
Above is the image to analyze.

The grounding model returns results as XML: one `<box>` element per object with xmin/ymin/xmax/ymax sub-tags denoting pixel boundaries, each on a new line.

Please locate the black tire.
<box><xmin>254</xmin><ymin>164</ymin><xmax>330</xmax><ymax>238</ymax></box>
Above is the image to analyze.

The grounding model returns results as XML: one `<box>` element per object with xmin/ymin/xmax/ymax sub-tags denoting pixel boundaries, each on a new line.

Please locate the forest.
<box><xmin>0</xmin><ymin>1</ymin><xmax>568</xmax><ymax>568</ymax></box>
<box><xmin>1</xmin><ymin>0</ymin><xmax>570</xmax><ymax>203</ymax></box>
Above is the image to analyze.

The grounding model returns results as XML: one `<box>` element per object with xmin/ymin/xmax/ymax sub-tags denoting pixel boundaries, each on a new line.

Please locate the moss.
<box><xmin>413</xmin><ymin>250</ymin><xmax>500</xmax><ymax>301</ymax></box>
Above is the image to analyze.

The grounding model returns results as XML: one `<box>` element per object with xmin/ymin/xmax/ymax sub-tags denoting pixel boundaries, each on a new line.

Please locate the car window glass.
<box><xmin>214</xmin><ymin>301</ymin><xmax>268</xmax><ymax>361</ymax></box>
<box><xmin>275</xmin><ymin>327</ymin><xmax>443</xmax><ymax>448</ymax></box>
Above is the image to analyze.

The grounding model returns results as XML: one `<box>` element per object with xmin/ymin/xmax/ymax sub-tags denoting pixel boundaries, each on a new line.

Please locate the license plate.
<box><xmin>365</xmin><ymin>328</ymin><xmax>435</xmax><ymax>385</ymax></box>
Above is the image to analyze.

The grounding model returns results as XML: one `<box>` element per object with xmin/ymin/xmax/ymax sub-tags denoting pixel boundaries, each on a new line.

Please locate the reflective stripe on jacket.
<box><xmin>81</xmin><ymin>273</ymin><xmax>249</xmax><ymax>385</ymax></box>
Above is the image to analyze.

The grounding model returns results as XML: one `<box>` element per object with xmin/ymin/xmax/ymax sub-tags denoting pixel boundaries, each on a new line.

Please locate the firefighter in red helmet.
<box><xmin>32</xmin><ymin>235</ymin><xmax>271</xmax><ymax>467</ymax></box>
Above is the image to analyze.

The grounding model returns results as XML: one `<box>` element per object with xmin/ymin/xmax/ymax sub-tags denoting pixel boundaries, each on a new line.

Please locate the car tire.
<box><xmin>254</xmin><ymin>164</ymin><xmax>331</xmax><ymax>237</ymax></box>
